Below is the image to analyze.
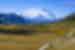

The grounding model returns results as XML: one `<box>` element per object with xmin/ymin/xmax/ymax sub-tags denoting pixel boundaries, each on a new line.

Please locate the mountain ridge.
<box><xmin>0</xmin><ymin>13</ymin><xmax>32</xmax><ymax>24</ymax></box>
<box><xmin>0</xmin><ymin>13</ymin><xmax>57</xmax><ymax>24</ymax></box>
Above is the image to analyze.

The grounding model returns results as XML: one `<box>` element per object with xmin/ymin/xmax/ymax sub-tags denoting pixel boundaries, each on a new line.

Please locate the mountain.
<box><xmin>65</xmin><ymin>13</ymin><xmax>75</xmax><ymax>21</ymax></box>
<box><xmin>60</xmin><ymin>13</ymin><xmax>75</xmax><ymax>22</ymax></box>
<box><xmin>0</xmin><ymin>13</ymin><xmax>57</xmax><ymax>24</ymax></box>
<box><xmin>0</xmin><ymin>13</ymin><xmax>32</xmax><ymax>24</ymax></box>
<box><xmin>28</xmin><ymin>14</ymin><xmax>56</xmax><ymax>23</ymax></box>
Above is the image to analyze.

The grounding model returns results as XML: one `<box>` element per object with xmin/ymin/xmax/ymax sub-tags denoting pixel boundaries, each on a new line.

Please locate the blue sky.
<box><xmin>0</xmin><ymin>0</ymin><xmax>75</xmax><ymax>18</ymax></box>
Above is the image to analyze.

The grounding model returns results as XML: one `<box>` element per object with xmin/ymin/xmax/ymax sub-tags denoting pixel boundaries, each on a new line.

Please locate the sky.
<box><xmin>0</xmin><ymin>0</ymin><xmax>75</xmax><ymax>19</ymax></box>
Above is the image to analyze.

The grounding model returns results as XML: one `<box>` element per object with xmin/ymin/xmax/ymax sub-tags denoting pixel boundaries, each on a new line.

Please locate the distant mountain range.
<box><xmin>0</xmin><ymin>12</ymin><xmax>74</xmax><ymax>24</ymax></box>
<box><xmin>0</xmin><ymin>13</ymin><xmax>32</xmax><ymax>24</ymax></box>
<box><xmin>0</xmin><ymin>13</ymin><xmax>57</xmax><ymax>24</ymax></box>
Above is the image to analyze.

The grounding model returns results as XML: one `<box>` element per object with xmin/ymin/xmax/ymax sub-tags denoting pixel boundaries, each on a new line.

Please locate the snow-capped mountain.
<box><xmin>0</xmin><ymin>13</ymin><xmax>56</xmax><ymax>24</ymax></box>
<box><xmin>0</xmin><ymin>8</ymin><xmax>57</xmax><ymax>24</ymax></box>
<box><xmin>20</xmin><ymin>8</ymin><xmax>56</xmax><ymax>23</ymax></box>
<box><xmin>0</xmin><ymin>9</ymin><xmax>57</xmax><ymax>24</ymax></box>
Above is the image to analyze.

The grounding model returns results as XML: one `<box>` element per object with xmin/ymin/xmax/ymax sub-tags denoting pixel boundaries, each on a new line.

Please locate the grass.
<box><xmin>0</xmin><ymin>20</ymin><xmax>75</xmax><ymax>50</ymax></box>
<box><xmin>0</xmin><ymin>33</ymin><xmax>75</xmax><ymax>50</ymax></box>
<box><xmin>0</xmin><ymin>33</ymin><xmax>51</xmax><ymax>50</ymax></box>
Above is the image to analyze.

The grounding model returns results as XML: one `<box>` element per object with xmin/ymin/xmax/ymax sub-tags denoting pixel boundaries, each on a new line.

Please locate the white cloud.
<box><xmin>21</xmin><ymin>8</ymin><xmax>49</xmax><ymax>19</ymax></box>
